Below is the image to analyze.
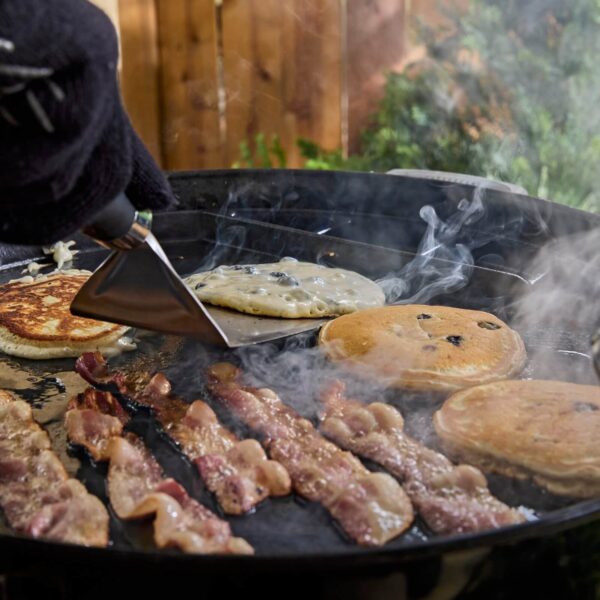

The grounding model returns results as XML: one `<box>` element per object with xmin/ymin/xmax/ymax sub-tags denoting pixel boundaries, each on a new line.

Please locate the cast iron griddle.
<box><xmin>0</xmin><ymin>173</ymin><xmax>599</xmax><ymax>571</ymax></box>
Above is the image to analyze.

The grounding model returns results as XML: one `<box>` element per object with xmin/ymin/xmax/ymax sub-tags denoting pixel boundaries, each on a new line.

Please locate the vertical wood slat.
<box><xmin>135</xmin><ymin>0</ymin><xmax>413</xmax><ymax>170</ymax></box>
<box><xmin>284</xmin><ymin>0</ymin><xmax>343</xmax><ymax>166</ymax></box>
<box><xmin>156</xmin><ymin>0</ymin><xmax>223</xmax><ymax>170</ymax></box>
<box><xmin>221</xmin><ymin>0</ymin><xmax>342</xmax><ymax>168</ymax></box>
<box><xmin>118</xmin><ymin>0</ymin><xmax>163</xmax><ymax>165</ymax></box>
<box><xmin>346</xmin><ymin>0</ymin><xmax>406</xmax><ymax>154</ymax></box>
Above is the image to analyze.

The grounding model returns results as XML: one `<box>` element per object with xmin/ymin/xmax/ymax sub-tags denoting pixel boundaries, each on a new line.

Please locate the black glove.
<box><xmin>0</xmin><ymin>0</ymin><xmax>176</xmax><ymax>245</ymax></box>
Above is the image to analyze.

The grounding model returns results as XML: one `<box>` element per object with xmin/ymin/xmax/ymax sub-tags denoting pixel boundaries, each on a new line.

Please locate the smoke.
<box><xmin>195</xmin><ymin>223</ymin><xmax>248</xmax><ymax>272</ymax></box>
<box><xmin>221</xmin><ymin>184</ymin><xmax>530</xmax><ymax>414</ymax></box>
<box><xmin>377</xmin><ymin>197</ymin><xmax>479</xmax><ymax>304</ymax></box>
<box><xmin>192</xmin><ymin>177</ymin><xmax>530</xmax><ymax>309</ymax></box>
<box><xmin>376</xmin><ymin>186</ymin><xmax>529</xmax><ymax>306</ymax></box>
<box><xmin>514</xmin><ymin>228</ymin><xmax>600</xmax><ymax>332</ymax></box>
<box><xmin>511</xmin><ymin>227</ymin><xmax>600</xmax><ymax>384</ymax></box>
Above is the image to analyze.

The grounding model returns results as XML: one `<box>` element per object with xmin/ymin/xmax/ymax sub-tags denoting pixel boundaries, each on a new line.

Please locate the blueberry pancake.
<box><xmin>185</xmin><ymin>257</ymin><xmax>385</xmax><ymax>318</ymax></box>
<box><xmin>318</xmin><ymin>304</ymin><xmax>526</xmax><ymax>392</ymax></box>
<box><xmin>433</xmin><ymin>380</ymin><xmax>600</xmax><ymax>497</ymax></box>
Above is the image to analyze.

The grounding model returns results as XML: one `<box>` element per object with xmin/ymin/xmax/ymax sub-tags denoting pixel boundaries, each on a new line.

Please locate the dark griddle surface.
<box><xmin>0</xmin><ymin>188</ymin><xmax>599</xmax><ymax>566</ymax></box>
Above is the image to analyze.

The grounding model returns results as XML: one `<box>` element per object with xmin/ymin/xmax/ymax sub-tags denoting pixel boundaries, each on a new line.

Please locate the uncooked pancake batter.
<box><xmin>185</xmin><ymin>258</ymin><xmax>385</xmax><ymax>318</ymax></box>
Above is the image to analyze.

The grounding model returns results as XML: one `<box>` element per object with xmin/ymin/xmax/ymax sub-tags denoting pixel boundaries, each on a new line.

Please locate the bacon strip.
<box><xmin>206</xmin><ymin>363</ymin><xmax>414</xmax><ymax>547</ymax></box>
<box><xmin>0</xmin><ymin>390</ymin><xmax>109</xmax><ymax>547</ymax></box>
<box><xmin>65</xmin><ymin>388</ymin><xmax>128</xmax><ymax>461</ymax></box>
<box><xmin>75</xmin><ymin>352</ymin><xmax>291</xmax><ymax>515</ymax></box>
<box><xmin>66</xmin><ymin>388</ymin><xmax>253</xmax><ymax>555</ymax></box>
<box><xmin>320</xmin><ymin>381</ymin><xmax>526</xmax><ymax>534</ymax></box>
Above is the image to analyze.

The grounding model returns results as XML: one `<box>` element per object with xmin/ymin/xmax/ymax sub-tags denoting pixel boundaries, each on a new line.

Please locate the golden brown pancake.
<box><xmin>318</xmin><ymin>304</ymin><xmax>526</xmax><ymax>392</ymax></box>
<box><xmin>0</xmin><ymin>272</ymin><xmax>131</xmax><ymax>359</ymax></box>
<box><xmin>433</xmin><ymin>380</ymin><xmax>600</xmax><ymax>497</ymax></box>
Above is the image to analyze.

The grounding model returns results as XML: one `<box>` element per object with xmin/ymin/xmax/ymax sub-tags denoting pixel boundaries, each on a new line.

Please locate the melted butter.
<box><xmin>9</xmin><ymin>268</ymin><xmax>92</xmax><ymax>285</ymax></box>
<box><xmin>21</xmin><ymin>261</ymin><xmax>52</xmax><ymax>275</ymax></box>
<box><xmin>104</xmin><ymin>335</ymin><xmax>138</xmax><ymax>357</ymax></box>
<box><xmin>185</xmin><ymin>258</ymin><xmax>385</xmax><ymax>318</ymax></box>
<box><xmin>0</xmin><ymin>359</ymin><xmax>37</xmax><ymax>390</ymax></box>
<box><xmin>43</xmin><ymin>240</ymin><xmax>79</xmax><ymax>270</ymax></box>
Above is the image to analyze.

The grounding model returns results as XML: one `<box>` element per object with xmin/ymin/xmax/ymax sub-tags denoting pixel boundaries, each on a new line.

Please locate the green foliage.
<box><xmin>298</xmin><ymin>0</ymin><xmax>600</xmax><ymax>212</ymax></box>
<box><xmin>296</xmin><ymin>139</ymin><xmax>366</xmax><ymax>171</ymax></box>
<box><xmin>232</xmin><ymin>133</ymin><xmax>287</xmax><ymax>169</ymax></box>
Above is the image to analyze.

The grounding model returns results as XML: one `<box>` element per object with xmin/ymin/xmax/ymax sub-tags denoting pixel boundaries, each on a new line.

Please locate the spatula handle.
<box><xmin>83</xmin><ymin>192</ymin><xmax>152</xmax><ymax>250</ymax></box>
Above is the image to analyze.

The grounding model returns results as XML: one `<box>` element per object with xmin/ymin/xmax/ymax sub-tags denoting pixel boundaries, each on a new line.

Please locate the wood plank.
<box><xmin>346</xmin><ymin>0</ymin><xmax>406</xmax><ymax>154</ymax></box>
<box><xmin>222</xmin><ymin>0</ymin><xmax>343</xmax><ymax>168</ymax></box>
<box><xmin>118</xmin><ymin>0</ymin><xmax>163</xmax><ymax>164</ymax></box>
<box><xmin>221</xmin><ymin>0</ymin><xmax>288</xmax><ymax>167</ymax></box>
<box><xmin>407</xmin><ymin>0</ymin><xmax>469</xmax><ymax>32</ymax></box>
<box><xmin>282</xmin><ymin>0</ymin><xmax>343</xmax><ymax>166</ymax></box>
<box><xmin>156</xmin><ymin>0</ymin><xmax>222</xmax><ymax>170</ymax></box>
<box><xmin>220</xmin><ymin>0</ymin><xmax>257</xmax><ymax>166</ymax></box>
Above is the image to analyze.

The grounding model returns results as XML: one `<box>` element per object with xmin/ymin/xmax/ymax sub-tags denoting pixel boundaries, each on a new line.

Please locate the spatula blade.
<box><xmin>206</xmin><ymin>306</ymin><xmax>327</xmax><ymax>347</ymax></box>
<box><xmin>70</xmin><ymin>233</ymin><xmax>230</xmax><ymax>346</ymax></box>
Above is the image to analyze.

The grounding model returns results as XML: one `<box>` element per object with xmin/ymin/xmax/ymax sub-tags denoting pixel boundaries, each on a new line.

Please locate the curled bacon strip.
<box><xmin>128</xmin><ymin>372</ymin><xmax>291</xmax><ymax>514</ymax></box>
<box><xmin>320</xmin><ymin>381</ymin><xmax>526</xmax><ymax>534</ymax></box>
<box><xmin>75</xmin><ymin>353</ymin><xmax>291</xmax><ymax>515</ymax></box>
<box><xmin>66</xmin><ymin>387</ymin><xmax>253</xmax><ymax>555</ymax></box>
<box><xmin>0</xmin><ymin>391</ymin><xmax>109</xmax><ymax>547</ymax></box>
<box><xmin>206</xmin><ymin>363</ymin><xmax>414</xmax><ymax>547</ymax></box>
<box><xmin>106</xmin><ymin>435</ymin><xmax>253</xmax><ymax>554</ymax></box>
<box><xmin>65</xmin><ymin>388</ymin><xmax>128</xmax><ymax>461</ymax></box>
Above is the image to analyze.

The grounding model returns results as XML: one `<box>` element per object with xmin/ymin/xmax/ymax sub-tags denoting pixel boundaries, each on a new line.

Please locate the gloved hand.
<box><xmin>0</xmin><ymin>0</ymin><xmax>176</xmax><ymax>245</ymax></box>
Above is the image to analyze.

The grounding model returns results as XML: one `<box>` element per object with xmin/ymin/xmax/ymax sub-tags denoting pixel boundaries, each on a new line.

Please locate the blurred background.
<box><xmin>94</xmin><ymin>0</ymin><xmax>600</xmax><ymax>212</ymax></box>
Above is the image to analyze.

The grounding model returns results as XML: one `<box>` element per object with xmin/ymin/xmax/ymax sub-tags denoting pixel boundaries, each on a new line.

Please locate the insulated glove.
<box><xmin>0</xmin><ymin>0</ymin><xmax>176</xmax><ymax>245</ymax></box>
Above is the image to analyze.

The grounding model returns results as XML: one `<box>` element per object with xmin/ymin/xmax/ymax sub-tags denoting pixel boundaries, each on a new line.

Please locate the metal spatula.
<box><xmin>70</xmin><ymin>194</ymin><xmax>326</xmax><ymax>347</ymax></box>
<box><xmin>71</xmin><ymin>193</ymin><xmax>231</xmax><ymax>346</ymax></box>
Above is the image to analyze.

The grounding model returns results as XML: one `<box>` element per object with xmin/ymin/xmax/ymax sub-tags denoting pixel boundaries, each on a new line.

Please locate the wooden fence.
<box><xmin>112</xmin><ymin>0</ymin><xmax>442</xmax><ymax>170</ymax></box>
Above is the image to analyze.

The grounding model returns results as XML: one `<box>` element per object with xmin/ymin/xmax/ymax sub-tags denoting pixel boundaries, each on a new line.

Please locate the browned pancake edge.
<box><xmin>433</xmin><ymin>379</ymin><xmax>600</xmax><ymax>497</ymax></box>
<box><xmin>318</xmin><ymin>304</ymin><xmax>526</xmax><ymax>392</ymax></box>
<box><xmin>0</xmin><ymin>274</ymin><xmax>123</xmax><ymax>342</ymax></box>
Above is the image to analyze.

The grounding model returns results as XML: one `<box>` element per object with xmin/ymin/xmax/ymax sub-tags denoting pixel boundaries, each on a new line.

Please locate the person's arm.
<box><xmin>0</xmin><ymin>0</ymin><xmax>175</xmax><ymax>245</ymax></box>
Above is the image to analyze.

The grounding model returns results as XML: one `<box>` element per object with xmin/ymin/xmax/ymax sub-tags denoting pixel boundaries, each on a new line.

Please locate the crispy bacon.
<box><xmin>107</xmin><ymin>435</ymin><xmax>253</xmax><ymax>554</ymax></box>
<box><xmin>75</xmin><ymin>351</ymin><xmax>111</xmax><ymax>385</ymax></box>
<box><xmin>65</xmin><ymin>387</ymin><xmax>253</xmax><ymax>555</ymax></box>
<box><xmin>0</xmin><ymin>391</ymin><xmax>109</xmax><ymax>547</ymax></box>
<box><xmin>75</xmin><ymin>353</ymin><xmax>291</xmax><ymax>515</ymax></box>
<box><xmin>206</xmin><ymin>363</ymin><xmax>414</xmax><ymax>547</ymax></box>
<box><xmin>66</xmin><ymin>388</ymin><xmax>129</xmax><ymax>461</ymax></box>
<box><xmin>320</xmin><ymin>381</ymin><xmax>526</xmax><ymax>534</ymax></box>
